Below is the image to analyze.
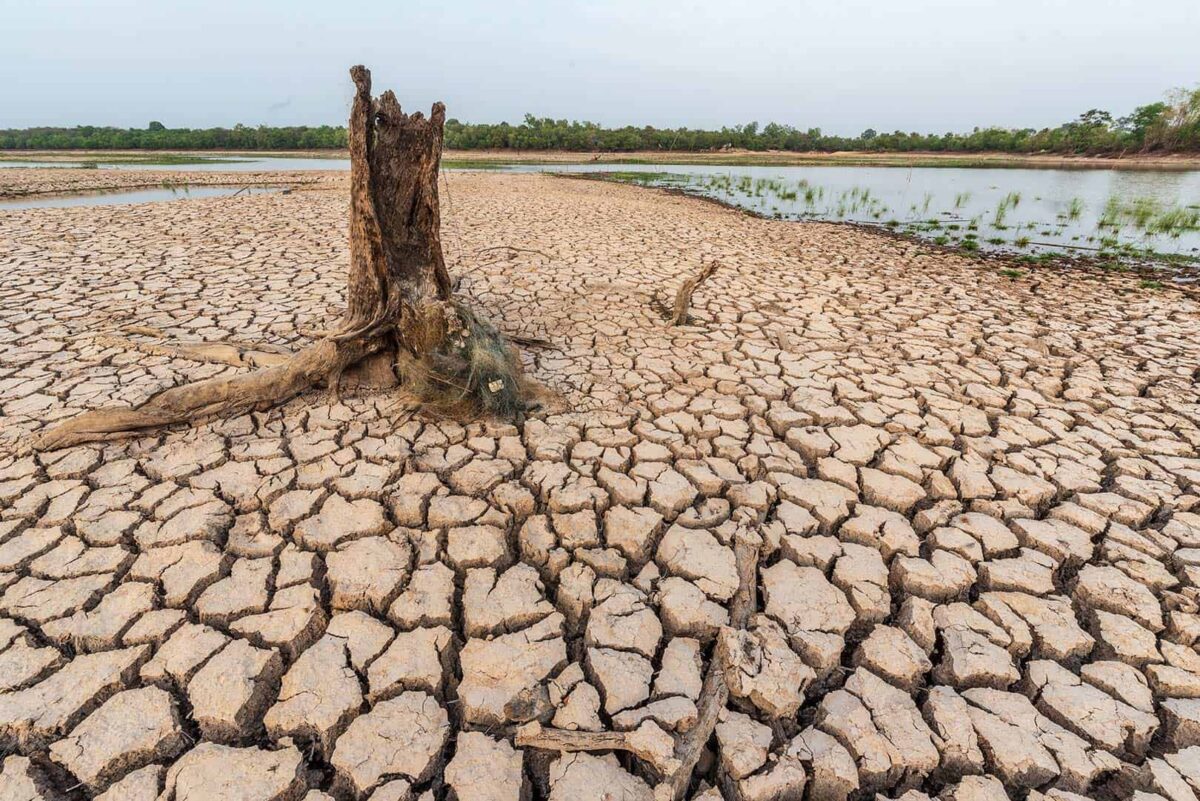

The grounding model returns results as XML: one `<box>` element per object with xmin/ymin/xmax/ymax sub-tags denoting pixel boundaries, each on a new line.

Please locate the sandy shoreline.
<box><xmin>1</xmin><ymin>171</ymin><xmax>1198</xmax><ymax>799</ymax></box>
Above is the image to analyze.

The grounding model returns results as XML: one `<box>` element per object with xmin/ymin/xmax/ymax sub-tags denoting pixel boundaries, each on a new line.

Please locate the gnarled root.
<box><xmin>33</xmin><ymin>301</ymin><xmax>529</xmax><ymax>452</ymax></box>
<box><xmin>33</xmin><ymin>337</ymin><xmax>372</xmax><ymax>451</ymax></box>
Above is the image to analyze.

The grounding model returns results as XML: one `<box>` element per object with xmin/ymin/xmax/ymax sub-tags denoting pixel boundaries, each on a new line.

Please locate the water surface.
<box><xmin>0</xmin><ymin>185</ymin><xmax>281</xmax><ymax>210</ymax></box>
<box><xmin>0</xmin><ymin>157</ymin><xmax>348</xmax><ymax>171</ymax></box>
<box><xmin>5</xmin><ymin>156</ymin><xmax>1197</xmax><ymax>265</ymax></box>
<box><xmin>498</xmin><ymin>163</ymin><xmax>1200</xmax><ymax>266</ymax></box>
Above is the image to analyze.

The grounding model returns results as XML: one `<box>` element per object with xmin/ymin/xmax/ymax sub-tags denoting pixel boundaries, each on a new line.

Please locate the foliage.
<box><xmin>0</xmin><ymin>124</ymin><xmax>347</xmax><ymax>150</ymax></box>
<box><xmin>3</xmin><ymin>86</ymin><xmax>1199</xmax><ymax>155</ymax></box>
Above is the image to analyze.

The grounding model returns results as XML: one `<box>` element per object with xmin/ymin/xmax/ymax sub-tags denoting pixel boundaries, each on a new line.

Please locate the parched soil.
<box><xmin>0</xmin><ymin>170</ymin><xmax>1199</xmax><ymax>800</ymax></box>
<box><xmin>0</xmin><ymin>167</ymin><xmax>333</xmax><ymax>200</ymax></box>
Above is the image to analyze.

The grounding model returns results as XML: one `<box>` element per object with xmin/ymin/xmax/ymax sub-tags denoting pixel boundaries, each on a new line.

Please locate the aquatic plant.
<box><xmin>1096</xmin><ymin>195</ymin><xmax>1199</xmax><ymax>239</ymax></box>
<box><xmin>992</xmin><ymin>192</ymin><xmax>1021</xmax><ymax>227</ymax></box>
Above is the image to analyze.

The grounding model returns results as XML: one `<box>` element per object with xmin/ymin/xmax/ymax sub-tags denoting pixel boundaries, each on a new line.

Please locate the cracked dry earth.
<box><xmin>0</xmin><ymin>167</ymin><xmax>323</xmax><ymax>199</ymax></box>
<box><xmin>1</xmin><ymin>169</ymin><xmax>1199</xmax><ymax>801</ymax></box>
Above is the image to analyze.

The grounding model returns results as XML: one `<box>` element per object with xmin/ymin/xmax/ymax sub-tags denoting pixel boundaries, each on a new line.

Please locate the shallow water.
<box><xmin>0</xmin><ymin>185</ymin><xmax>281</xmax><ymax>210</ymax></box>
<box><xmin>105</xmin><ymin>157</ymin><xmax>352</xmax><ymax>172</ymax></box>
<box><xmin>499</xmin><ymin>163</ymin><xmax>1200</xmax><ymax>266</ymax></box>
<box><xmin>0</xmin><ymin>161</ymin><xmax>73</xmax><ymax>169</ymax></box>
<box><xmin>5</xmin><ymin>156</ymin><xmax>1198</xmax><ymax>263</ymax></box>
<box><xmin>0</xmin><ymin>157</ymin><xmax>349</xmax><ymax>171</ymax></box>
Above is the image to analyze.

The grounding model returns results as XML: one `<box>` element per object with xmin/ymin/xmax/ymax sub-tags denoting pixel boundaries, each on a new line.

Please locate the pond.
<box><xmin>499</xmin><ymin>163</ymin><xmax>1200</xmax><ymax>270</ymax></box>
<box><xmin>0</xmin><ymin>185</ymin><xmax>283</xmax><ymax>210</ymax></box>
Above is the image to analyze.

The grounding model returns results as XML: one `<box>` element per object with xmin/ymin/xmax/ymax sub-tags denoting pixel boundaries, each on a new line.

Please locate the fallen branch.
<box><xmin>657</xmin><ymin>519</ymin><xmax>762</xmax><ymax>800</ymax></box>
<box><xmin>669</xmin><ymin>262</ymin><xmax>719</xmax><ymax>325</ymax></box>
<box><xmin>657</xmin><ymin>655</ymin><xmax>729</xmax><ymax>801</ymax></box>
<box><xmin>515</xmin><ymin>720</ymin><xmax>679</xmax><ymax>777</ymax></box>
<box><xmin>1028</xmin><ymin>240</ymin><xmax>1103</xmax><ymax>252</ymax></box>
<box><xmin>729</xmin><ymin>523</ymin><xmax>764</xmax><ymax>629</ymax></box>
<box><xmin>517</xmin><ymin>524</ymin><xmax>762</xmax><ymax>798</ymax></box>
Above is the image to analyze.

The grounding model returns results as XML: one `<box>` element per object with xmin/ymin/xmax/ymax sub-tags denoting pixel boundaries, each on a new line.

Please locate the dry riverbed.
<box><xmin>1</xmin><ymin>170</ymin><xmax>1199</xmax><ymax>800</ymax></box>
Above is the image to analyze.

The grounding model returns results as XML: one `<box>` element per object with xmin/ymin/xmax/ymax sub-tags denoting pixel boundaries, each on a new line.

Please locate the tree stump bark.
<box><xmin>339</xmin><ymin>65</ymin><xmax>453</xmax><ymax>346</ymax></box>
<box><xmin>34</xmin><ymin>65</ymin><xmax>523</xmax><ymax>452</ymax></box>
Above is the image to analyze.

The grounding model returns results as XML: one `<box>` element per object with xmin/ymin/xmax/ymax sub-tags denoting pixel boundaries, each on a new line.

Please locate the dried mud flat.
<box><xmin>1</xmin><ymin>169</ymin><xmax>1199</xmax><ymax>801</ymax></box>
<box><xmin>0</xmin><ymin>166</ymin><xmax>330</xmax><ymax>199</ymax></box>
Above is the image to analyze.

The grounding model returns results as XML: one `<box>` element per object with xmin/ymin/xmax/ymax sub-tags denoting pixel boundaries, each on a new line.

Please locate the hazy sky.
<box><xmin>3</xmin><ymin>0</ymin><xmax>1198</xmax><ymax>134</ymax></box>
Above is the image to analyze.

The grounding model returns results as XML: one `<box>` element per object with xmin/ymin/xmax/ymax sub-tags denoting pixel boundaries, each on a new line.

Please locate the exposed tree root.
<box><xmin>34</xmin><ymin>338</ymin><xmax>373</xmax><ymax>451</ymax></box>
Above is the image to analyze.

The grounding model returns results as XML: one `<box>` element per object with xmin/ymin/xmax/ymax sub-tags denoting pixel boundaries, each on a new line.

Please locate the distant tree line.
<box><xmin>0</xmin><ymin>124</ymin><xmax>348</xmax><ymax>151</ymax></box>
<box><xmin>3</xmin><ymin>87</ymin><xmax>1197</xmax><ymax>155</ymax></box>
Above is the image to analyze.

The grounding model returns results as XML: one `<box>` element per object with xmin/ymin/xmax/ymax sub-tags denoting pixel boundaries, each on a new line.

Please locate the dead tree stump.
<box><xmin>35</xmin><ymin>65</ymin><xmax>524</xmax><ymax>452</ymax></box>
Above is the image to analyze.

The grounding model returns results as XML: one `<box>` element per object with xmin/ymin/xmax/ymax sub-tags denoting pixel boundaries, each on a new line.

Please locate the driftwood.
<box><xmin>34</xmin><ymin>65</ymin><xmax>524</xmax><ymax>451</ymax></box>
<box><xmin>670</xmin><ymin>262</ymin><xmax>719</xmax><ymax>325</ymax></box>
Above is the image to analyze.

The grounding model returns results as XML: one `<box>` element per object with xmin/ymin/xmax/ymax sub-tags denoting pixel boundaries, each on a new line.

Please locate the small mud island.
<box><xmin>1</xmin><ymin>107</ymin><xmax>1199</xmax><ymax>800</ymax></box>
